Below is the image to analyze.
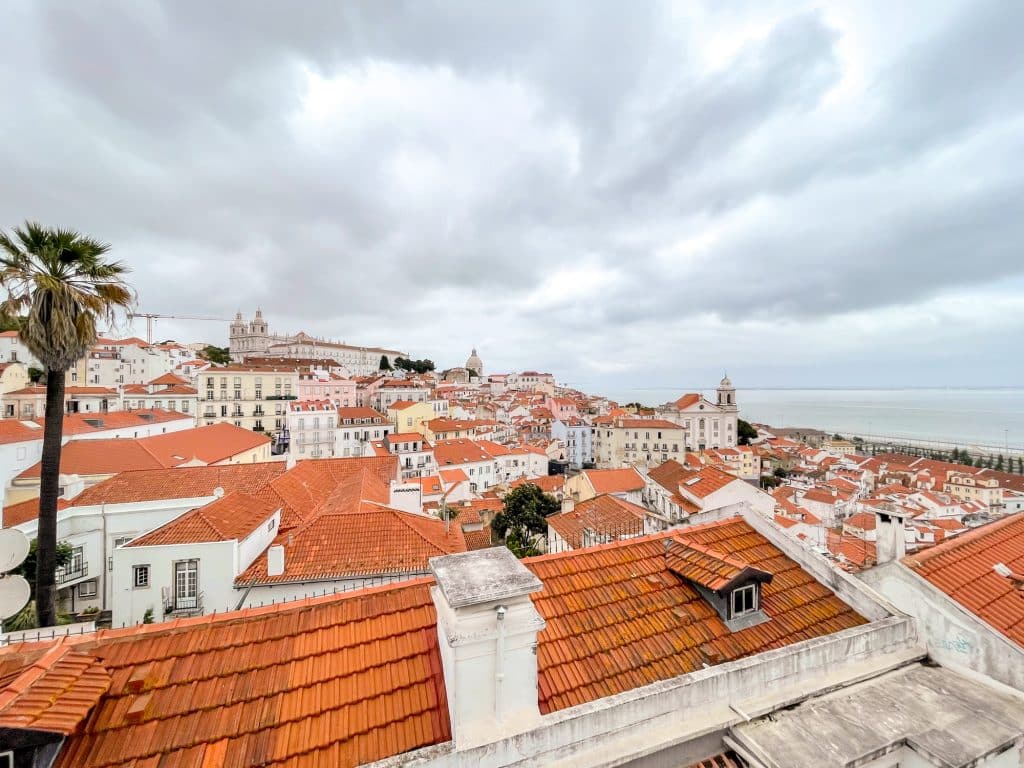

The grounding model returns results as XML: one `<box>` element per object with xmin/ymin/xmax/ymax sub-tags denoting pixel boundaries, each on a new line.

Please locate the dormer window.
<box><xmin>731</xmin><ymin>583</ymin><xmax>758</xmax><ymax>618</ymax></box>
<box><xmin>665</xmin><ymin>539</ymin><xmax>772</xmax><ymax>631</ymax></box>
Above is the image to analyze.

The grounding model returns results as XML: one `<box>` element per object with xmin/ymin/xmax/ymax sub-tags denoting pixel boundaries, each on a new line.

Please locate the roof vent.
<box><xmin>267</xmin><ymin>545</ymin><xmax>285</xmax><ymax>577</ymax></box>
<box><xmin>213</xmin><ymin>486</ymin><xmax>225</xmax><ymax>499</ymax></box>
<box><xmin>139</xmin><ymin>413</ymin><xmax>154</xmax><ymax>422</ymax></box>
<box><xmin>83</xmin><ymin>418</ymin><xmax>103</xmax><ymax>428</ymax></box>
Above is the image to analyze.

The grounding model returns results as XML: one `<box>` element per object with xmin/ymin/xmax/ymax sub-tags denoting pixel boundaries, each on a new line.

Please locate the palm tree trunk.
<box><xmin>35</xmin><ymin>369</ymin><xmax>66</xmax><ymax>627</ymax></box>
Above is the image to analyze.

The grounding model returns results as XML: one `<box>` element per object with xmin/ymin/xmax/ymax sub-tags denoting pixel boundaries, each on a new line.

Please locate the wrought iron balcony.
<box><xmin>55</xmin><ymin>558</ymin><xmax>88</xmax><ymax>585</ymax></box>
<box><xmin>162</xmin><ymin>591</ymin><xmax>203</xmax><ymax>616</ymax></box>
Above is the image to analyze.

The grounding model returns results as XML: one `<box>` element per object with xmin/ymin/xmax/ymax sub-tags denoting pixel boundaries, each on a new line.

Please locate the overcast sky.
<box><xmin>1</xmin><ymin>1</ymin><xmax>1022</xmax><ymax>393</ymax></box>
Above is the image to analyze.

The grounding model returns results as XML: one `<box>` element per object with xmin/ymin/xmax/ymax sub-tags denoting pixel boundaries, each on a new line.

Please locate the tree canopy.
<box><xmin>737</xmin><ymin>419</ymin><xmax>757</xmax><ymax>445</ymax></box>
<box><xmin>200</xmin><ymin>344</ymin><xmax>231</xmax><ymax>364</ymax></box>
<box><xmin>379</xmin><ymin>354</ymin><xmax>392</xmax><ymax>371</ymax></box>
<box><xmin>492</xmin><ymin>483</ymin><xmax>559</xmax><ymax>558</ymax></box>
<box><xmin>394</xmin><ymin>357</ymin><xmax>435</xmax><ymax>374</ymax></box>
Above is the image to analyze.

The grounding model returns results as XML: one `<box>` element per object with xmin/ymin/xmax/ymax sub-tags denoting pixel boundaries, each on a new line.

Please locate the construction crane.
<box><xmin>129</xmin><ymin>312</ymin><xmax>231</xmax><ymax>345</ymax></box>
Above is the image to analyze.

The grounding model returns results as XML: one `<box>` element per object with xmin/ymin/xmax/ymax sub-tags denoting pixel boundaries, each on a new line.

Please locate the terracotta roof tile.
<box><xmin>0</xmin><ymin>580</ymin><xmax>451</xmax><ymax>767</ymax></box>
<box><xmin>676</xmin><ymin>466</ymin><xmax>739</xmax><ymax>499</ymax></box>
<box><xmin>904</xmin><ymin>512</ymin><xmax>1024</xmax><ymax>648</ymax></box>
<box><xmin>0</xmin><ymin>641</ymin><xmax>110</xmax><ymax>734</ymax></box>
<box><xmin>583</xmin><ymin>467</ymin><xmax>645</xmax><ymax>494</ymax></box>
<box><xmin>665</xmin><ymin>540</ymin><xmax>772</xmax><ymax>594</ymax></box>
<box><xmin>526</xmin><ymin>518</ymin><xmax>867</xmax><ymax>713</ymax></box>
<box><xmin>127</xmin><ymin>493</ymin><xmax>279</xmax><ymax>547</ymax></box>
<box><xmin>546</xmin><ymin>495</ymin><xmax>646</xmax><ymax>549</ymax></box>
<box><xmin>3</xmin><ymin>497</ymin><xmax>68</xmax><ymax>528</ymax></box>
<box><xmin>17</xmin><ymin>424</ymin><xmax>269</xmax><ymax>479</ymax></box>
<box><xmin>71</xmin><ymin>463</ymin><xmax>288</xmax><ymax>507</ymax></box>
<box><xmin>0</xmin><ymin>419</ymin><xmax>43</xmax><ymax>445</ymax></box>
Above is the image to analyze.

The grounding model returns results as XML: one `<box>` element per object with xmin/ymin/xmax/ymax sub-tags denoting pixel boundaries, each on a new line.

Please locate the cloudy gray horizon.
<box><xmin>2</xmin><ymin>1</ymin><xmax>1022</xmax><ymax>393</ymax></box>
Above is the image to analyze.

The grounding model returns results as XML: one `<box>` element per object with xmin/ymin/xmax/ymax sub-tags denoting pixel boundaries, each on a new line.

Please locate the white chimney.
<box><xmin>267</xmin><ymin>544</ymin><xmax>285</xmax><ymax>577</ymax></box>
<box><xmin>286</xmin><ymin>452</ymin><xmax>296</xmax><ymax>471</ymax></box>
<box><xmin>58</xmin><ymin>474</ymin><xmax>86</xmax><ymax>501</ymax></box>
<box><xmin>561</xmin><ymin>497</ymin><xmax>575</xmax><ymax>514</ymax></box>
<box><xmin>389</xmin><ymin>480</ymin><xmax>422</xmax><ymax>514</ymax></box>
<box><xmin>430</xmin><ymin>548</ymin><xmax>546</xmax><ymax>747</ymax></box>
<box><xmin>874</xmin><ymin>505</ymin><xmax>909</xmax><ymax>565</ymax></box>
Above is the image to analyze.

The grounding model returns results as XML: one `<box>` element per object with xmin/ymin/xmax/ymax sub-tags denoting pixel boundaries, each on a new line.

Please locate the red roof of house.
<box><xmin>0</xmin><ymin>419</ymin><xmax>43</xmax><ymax>445</ymax></box>
<box><xmin>433</xmin><ymin>438</ymin><xmax>492</xmax><ymax>466</ymax></box>
<box><xmin>126</xmin><ymin>493</ymin><xmax>279</xmax><ymax>547</ymax></box>
<box><xmin>45</xmin><ymin>409</ymin><xmax>193</xmax><ymax>436</ymax></box>
<box><xmin>904</xmin><ymin>512</ymin><xmax>1024</xmax><ymax>648</ymax></box>
<box><xmin>582</xmin><ymin>467</ymin><xmax>645</xmax><ymax>494</ymax></box>
<box><xmin>676</xmin><ymin>466</ymin><xmax>739</xmax><ymax>499</ymax></box>
<box><xmin>546</xmin><ymin>495</ymin><xmax>647</xmax><ymax>549</ymax></box>
<box><xmin>673</xmin><ymin>393</ymin><xmax>702</xmax><ymax>409</ymax></box>
<box><xmin>17</xmin><ymin>424</ymin><xmax>269</xmax><ymax>479</ymax></box>
<box><xmin>1</xmin><ymin>580</ymin><xmax>451</xmax><ymax>767</ymax></box>
<box><xmin>510</xmin><ymin>475</ymin><xmax>565</xmax><ymax>494</ymax></box>
<box><xmin>0</xmin><ymin>517</ymin><xmax>870</xmax><ymax>764</ymax></box>
<box><xmin>2</xmin><ymin>497</ymin><xmax>70</xmax><ymax>528</ymax></box>
<box><xmin>237</xmin><ymin>466</ymin><xmax>464</xmax><ymax>585</ymax></box>
<box><xmin>527</xmin><ymin>518</ymin><xmax>867</xmax><ymax>713</ymax></box>
<box><xmin>71</xmin><ymin>463</ymin><xmax>288</xmax><ymax>507</ymax></box>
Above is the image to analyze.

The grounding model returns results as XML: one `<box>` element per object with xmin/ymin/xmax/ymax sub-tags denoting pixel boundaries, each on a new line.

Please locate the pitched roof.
<box><xmin>665</xmin><ymin>540</ymin><xmax>773</xmax><ymax>594</ymax></box>
<box><xmin>45</xmin><ymin>409</ymin><xmax>193</xmax><ymax>436</ymax></box>
<box><xmin>3</xmin><ymin>497</ymin><xmax>68</xmax><ymax>528</ymax></box>
<box><xmin>126</xmin><ymin>493</ymin><xmax>280</xmax><ymax>547</ymax></box>
<box><xmin>582</xmin><ymin>467</ymin><xmax>645</xmax><ymax>494</ymax></box>
<box><xmin>16</xmin><ymin>424</ymin><xmax>270</xmax><ymax>479</ymax></box>
<box><xmin>0</xmin><ymin>640</ymin><xmax>111</xmax><ymax>734</ymax></box>
<box><xmin>71</xmin><ymin>463</ymin><xmax>288</xmax><ymax>507</ymax></box>
<box><xmin>526</xmin><ymin>518</ymin><xmax>867</xmax><ymax>713</ymax></box>
<box><xmin>433</xmin><ymin>438</ymin><xmax>493</xmax><ymax>466</ymax></box>
<box><xmin>673</xmin><ymin>393</ymin><xmax>702</xmax><ymax>409</ymax></box>
<box><xmin>1</xmin><ymin>581</ymin><xmax>450</xmax><ymax>767</ymax></box>
<box><xmin>237</xmin><ymin>466</ymin><xmax>464</xmax><ymax>585</ymax></box>
<box><xmin>904</xmin><ymin>512</ymin><xmax>1024</xmax><ymax>648</ymax></box>
<box><xmin>676</xmin><ymin>466</ymin><xmax>740</xmax><ymax>499</ymax></box>
<box><xmin>546</xmin><ymin>495</ymin><xmax>647</xmax><ymax>549</ymax></box>
<box><xmin>0</xmin><ymin>419</ymin><xmax>42</xmax><ymax>445</ymax></box>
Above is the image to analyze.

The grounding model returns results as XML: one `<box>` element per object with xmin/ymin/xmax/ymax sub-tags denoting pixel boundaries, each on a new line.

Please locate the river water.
<box><xmin>599</xmin><ymin>388</ymin><xmax>1024</xmax><ymax>450</ymax></box>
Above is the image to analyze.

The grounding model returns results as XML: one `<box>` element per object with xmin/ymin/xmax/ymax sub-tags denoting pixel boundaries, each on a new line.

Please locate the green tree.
<box><xmin>379</xmin><ymin>354</ymin><xmax>392</xmax><ymax>371</ymax></box>
<box><xmin>0</xmin><ymin>222</ymin><xmax>134</xmax><ymax>627</ymax></box>
<box><xmin>13</xmin><ymin>538</ymin><xmax>74</xmax><ymax>602</ymax></box>
<box><xmin>737</xmin><ymin>419</ymin><xmax>757</xmax><ymax>445</ymax></box>
<box><xmin>200</xmin><ymin>344</ymin><xmax>230</xmax><ymax>364</ymax></box>
<box><xmin>996</xmin><ymin>454</ymin><xmax>1005</xmax><ymax>472</ymax></box>
<box><xmin>773</xmin><ymin>467</ymin><xmax>789</xmax><ymax>479</ymax></box>
<box><xmin>760</xmin><ymin>475</ymin><xmax>781</xmax><ymax>489</ymax></box>
<box><xmin>492</xmin><ymin>483</ymin><xmax>559</xmax><ymax>558</ymax></box>
<box><xmin>27</xmin><ymin>366</ymin><xmax>44</xmax><ymax>384</ymax></box>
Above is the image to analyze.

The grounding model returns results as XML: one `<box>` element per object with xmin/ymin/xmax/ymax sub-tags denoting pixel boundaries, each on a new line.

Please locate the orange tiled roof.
<box><xmin>546</xmin><ymin>495</ymin><xmax>646</xmax><ymax>549</ymax></box>
<box><xmin>3</xmin><ymin>497</ymin><xmax>68</xmax><ymax>528</ymax></box>
<box><xmin>673</xmin><ymin>465</ymin><xmax>739</xmax><ymax>499</ymax></box>
<box><xmin>17</xmin><ymin>424</ymin><xmax>269</xmax><ymax>479</ymax></box>
<box><xmin>0</xmin><ymin>419</ymin><xmax>43</xmax><ymax>445</ymax></box>
<box><xmin>463</xmin><ymin>528</ymin><xmax>494</xmax><ymax>551</ymax></box>
<box><xmin>434</xmin><ymin>438</ymin><xmax>492</xmax><ymax>466</ymax></box>
<box><xmin>238</xmin><ymin>464</ymin><xmax>463</xmax><ymax>585</ymax></box>
<box><xmin>1</xmin><ymin>580</ymin><xmax>451</xmax><ymax>767</ymax></box>
<box><xmin>71</xmin><ymin>463</ymin><xmax>288</xmax><ymax>507</ymax></box>
<box><xmin>583</xmin><ymin>467</ymin><xmax>645</xmax><ymax>494</ymax></box>
<box><xmin>43</xmin><ymin>409</ymin><xmax>192</xmax><ymax>436</ymax></box>
<box><xmin>0</xmin><ymin>640</ymin><xmax>111</xmax><ymax>734</ymax></box>
<box><xmin>665</xmin><ymin>540</ymin><xmax>772</xmax><ymax>594</ymax></box>
<box><xmin>526</xmin><ymin>518</ymin><xmax>867</xmax><ymax>713</ymax></box>
<box><xmin>510</xmin><ymin>475</ymin><xmax>565</xmax><ymax>493</ymax></box>
<box><xmin>904</xmin><ymin>512</ymin><xmax>1024</xmax><ymax>648</ymax></box>
<box><xmin>126</xmin><ymin>493</ymin><xmax>279</xmax><ymax>547</ymax></box>
<box><xmin>673</xmin><ymin>393</ymin><xmax>702</xmax><ymax>409</ymax></box>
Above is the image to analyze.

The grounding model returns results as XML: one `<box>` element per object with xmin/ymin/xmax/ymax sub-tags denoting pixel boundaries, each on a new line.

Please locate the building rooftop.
<box><xmin>546</xmin><ymin>495</ymin><xmax>646</xmax><ymax>549</ymax></box>
<box><xmin>904</xmin><ymin>512</ymin><xmax>1024</xmax><ymax>648</ymax></box>
<box><xmin>581</xmin><ymin>467</ymin><xmax>645</xmax><ymax>494</ymax></box>
<box><xmin>730</xmin><ymin>664</ymin><xmax>1024</xmax><ymax>767</ymax></box>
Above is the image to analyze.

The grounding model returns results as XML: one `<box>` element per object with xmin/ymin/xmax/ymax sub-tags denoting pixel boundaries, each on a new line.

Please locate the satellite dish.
<box><xmin>0</xmin><ymin>528</ymin><xmax>30</xmax><ymax>572</ymax></box>
<box><xmin>0</xmin><ymin>575</ymin><xmax>30</xmax><ymax>620</ymax></box>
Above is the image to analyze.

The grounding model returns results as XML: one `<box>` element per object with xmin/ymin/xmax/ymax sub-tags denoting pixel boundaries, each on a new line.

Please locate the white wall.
<box><xmin>861</xmin><ymin>562</ymin><xmax>1024</xmax><ymax>692</ymax></box>
<box><xmin>112</xmin><ymin>540</ymin><xmax>237</xmax><ymax>626</ymax></box>
<box><xmin>0</xmin><ymin>436</ymin><xmax>43</xmax><ymax>498</ymax></box>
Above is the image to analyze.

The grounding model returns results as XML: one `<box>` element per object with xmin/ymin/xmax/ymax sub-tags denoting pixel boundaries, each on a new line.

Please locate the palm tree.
<box><xmin>0</xmin><ymin>222</ymin><xmax>134</xmax><ymax>627</ymax></box>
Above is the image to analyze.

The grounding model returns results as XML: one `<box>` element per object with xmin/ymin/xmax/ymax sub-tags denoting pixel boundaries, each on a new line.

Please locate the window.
<box><xmin>78</xmin><ymin>580</ymin><xmax>97</xmax><ymax>598</ymax></box>
<box><xmin>114</xmin><ymin>536</ymin><xmax>132</xmax><ymax>548</ymax></box>
<box><xmin>175</xmin><ymin>560</ymin><xmax>199</xmax><ymax>608</ymax></box>
<box><xmin>731</xmin><ymin>584</ymin><xmax>758</xmax><ymax>617</ymax></box>
<box><xmin>133</xmin><ymin>565</ymin><xmax>150</xmax><ymax>589</ymax></box>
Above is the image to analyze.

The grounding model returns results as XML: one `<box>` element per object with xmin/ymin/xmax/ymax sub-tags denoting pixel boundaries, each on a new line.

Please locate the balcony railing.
<box><xmin>162</xmin><ymin>591</ymin><xmax>203</xmax><ymax>616</ymax></box>
<box><xmin>55</xmin><ymin>558</ymin><xmax>88</xmax><ymax>585</ymax></box>
<box><xmin>265</xmin><ymin>394</ymin><xmax>297</xmax><ymax>400</ymax></box>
